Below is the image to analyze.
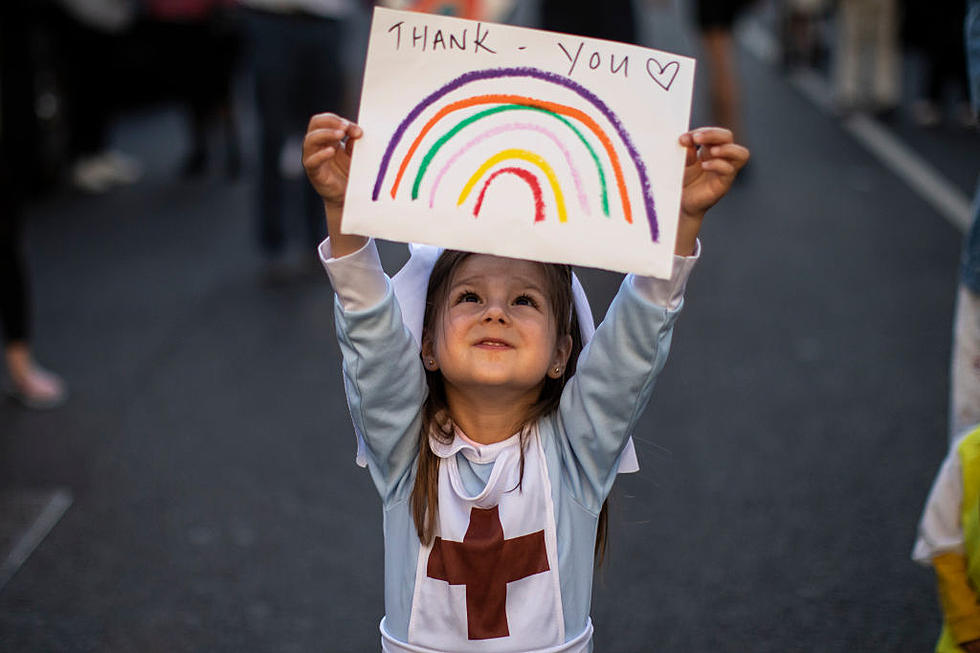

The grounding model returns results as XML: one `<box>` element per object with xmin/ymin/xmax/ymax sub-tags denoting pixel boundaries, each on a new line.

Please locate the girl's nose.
<box><xmin>483</xmin><ymin>302</ymin><xmax>508</xmax><ymax>324</ymax></box>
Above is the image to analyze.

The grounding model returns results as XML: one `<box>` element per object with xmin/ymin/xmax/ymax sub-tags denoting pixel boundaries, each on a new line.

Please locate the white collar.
<box><xmin>429</xmin><ymin>426</ymin><xmax>523</xmax><ymax>465</ymax></box>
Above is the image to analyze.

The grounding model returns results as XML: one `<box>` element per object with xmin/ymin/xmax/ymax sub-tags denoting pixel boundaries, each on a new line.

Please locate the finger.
<box><xmin>689</xmin><ymin>125</ymin><xmax>732</xmax><ymax>139</ymax></box>
<box><xmin>704</xmin><ymin>143</ymin><xmax>750</xmax><ymax>163</ymax></box>
<box><xmin>303</xmin><ymin>147</ymin><xmax>339</xmax><ymax>171</ymax></box>
<box><xmin>700</xmin><ymin>158</ymin><xmax>735</xmax><ymax>176</ymax></box>
<box><xmin>302</xmin><ymin>141</ymin><xmax>338</xmax><ymax>168</ymax></box>
<box><xmin>682</xmin><ymin>162</ymin><xmax>703</xmax><ymax>185</ymax></box>
<box><xmin>335</xmin><ymin>148</ymin><xmax>352</xmax><ymax>176</ymax></box>
<box><xmin>690</xmin><ymin>127</ymin><xmax>734</xmax><ymax>146</ymax></box>
<box><xmin>345</xmin><ymin>123</ymin><xmax>364</xmax><ymax>140</ymax></box>
<box><xmin>307</xmin><ymin>112</ymin><xmax>349</xmax><ymax>132</ymax></box>
<box><xmin>684</xmin><ymin>143</ymin><xmax>698</xmax><ymax>166</ymax></box>
<box><xmin>678</xmin><ymin>132</ymin><xmax>701</xmax><ymax>164</ymax></box>
<box><xmin>305</xmin><ymin>127</ymin><xmax>348</xmax><ymax>146</ymax></box>
<box><xmin>303</xmin><ymin>130</ymin><xmax>347</xmax><ymax>160</ymax></box>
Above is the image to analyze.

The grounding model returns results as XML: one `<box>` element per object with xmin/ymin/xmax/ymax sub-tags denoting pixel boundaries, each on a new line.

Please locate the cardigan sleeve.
<box><xmin>553</xmin><ymin>252</ymin><xmax>696</xmax><ymax>513</ymax></box>
<box><xmin>323</xmin><ymin>239</ymin><xmax>427</xmax><ymax>504</ymax></box>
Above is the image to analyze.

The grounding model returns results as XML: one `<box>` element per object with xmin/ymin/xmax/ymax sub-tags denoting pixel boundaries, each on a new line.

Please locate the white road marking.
<box><xmin>0</xmin><ymin>489</ymin><xmax>73</xmax><ymax>592</ymax></box>
<box><xmin>844</xmin><ymin>115</ymin><xmax>974</xmax><ymax>232</ymax></box>
<box><xmin>739</xmin><ymin>16</ymin><xmax>974</xmax><ymax>232</ymax></box>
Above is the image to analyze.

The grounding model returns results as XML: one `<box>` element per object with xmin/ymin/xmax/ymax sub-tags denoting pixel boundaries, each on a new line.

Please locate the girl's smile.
<box><xmin>473</xmin><ymin>338</ymin><xmax>513</xmax><ymax>349</ymax></box>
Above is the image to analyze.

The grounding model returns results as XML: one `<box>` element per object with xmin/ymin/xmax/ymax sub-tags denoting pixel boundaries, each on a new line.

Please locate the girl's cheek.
<box><xmin>450</xmin><ymin>305</ymin><xmax>480</xmax><ymax>320</ymax></box>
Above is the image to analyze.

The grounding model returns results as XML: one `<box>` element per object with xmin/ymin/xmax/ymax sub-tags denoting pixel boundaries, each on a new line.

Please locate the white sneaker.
<box><xmin>6</xmin><ymin>365</ymin><xmax>67</xmax><ymax>410</ymax></box>
<box><xmin>70</xmin><ymin>150</ymin><xmax>143</xmax><ymax>193</ymax></box>
<box><xmin>71</xmin><ymin>155</ymin><xmax>113</xmax><ymax>193</ymax></box>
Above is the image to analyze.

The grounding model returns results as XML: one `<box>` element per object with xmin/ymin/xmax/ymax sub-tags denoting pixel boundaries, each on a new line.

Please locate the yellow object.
<box><xmin>934</xmin><ymin>429</ymin><xmax>980</xmax><ymax>652</ymax></box>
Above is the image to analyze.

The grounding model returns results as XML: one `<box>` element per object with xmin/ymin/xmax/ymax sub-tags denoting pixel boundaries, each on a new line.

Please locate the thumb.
<box><xmin>682</xmin><ymin>158</ymin><xmax>702</xmax><ymax>186</ymax></box>
<box><xmin>684</xmin><ymin>143</ymin><xmax>698</xmax><ymax>167</ymax></box>
<box><xmin>336</xmin><ymin>146</ymin><xmax>353</xmax><ymax>177</ymax></box>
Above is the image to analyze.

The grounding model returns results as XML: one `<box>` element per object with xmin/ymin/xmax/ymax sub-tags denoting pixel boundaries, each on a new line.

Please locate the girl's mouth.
<box><xmin>474</xmin><ymin>339</ymin><xmax>512</xmax><ymax>349</ymax></box>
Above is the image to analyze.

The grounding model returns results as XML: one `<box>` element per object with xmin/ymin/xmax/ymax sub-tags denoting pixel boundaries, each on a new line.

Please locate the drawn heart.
<box><xmin>646</xmin><ymin>58</ymin><xmax>680</xmax><ymax>91</ymax></box>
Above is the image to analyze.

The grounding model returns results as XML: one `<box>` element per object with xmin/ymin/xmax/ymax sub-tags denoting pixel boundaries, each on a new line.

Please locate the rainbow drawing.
<box><xmin>372</xmin><ymin>66</ymin><xmax>659</xmax><ymax>242</ymax></box>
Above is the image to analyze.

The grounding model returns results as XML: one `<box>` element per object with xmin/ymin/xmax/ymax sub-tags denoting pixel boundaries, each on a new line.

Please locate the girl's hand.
<box><xmin>303</xmin><ymin>113</ymin><xmax>367</xmax><ymax>257</ymax></box>
<box><xmin>674</xmin><ymin>127</ymin><xmax>750</xmax><ymax>255</ymax></box>
<box><xmin>303</xmin><ymin>113</ymin><xmax>363</xmax><ymax>209</ymax></box>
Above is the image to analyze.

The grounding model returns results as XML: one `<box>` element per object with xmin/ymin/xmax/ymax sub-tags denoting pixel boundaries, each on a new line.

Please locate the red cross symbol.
<box><xmin>426</xmin><ymin>505</ymin><xmax>550</xmax><ymax>640</ymax></box>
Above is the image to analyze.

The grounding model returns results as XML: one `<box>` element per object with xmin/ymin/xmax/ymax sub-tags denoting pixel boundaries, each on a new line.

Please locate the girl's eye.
<box><xmin>456</xmin><ymin>291</ymin><xmax>480</xmax><ymax>304</ymax></box>
<box><xmin>514</xmin><ymin>294</ymin><xmax>538</xmax><ymax>307</ymax></box>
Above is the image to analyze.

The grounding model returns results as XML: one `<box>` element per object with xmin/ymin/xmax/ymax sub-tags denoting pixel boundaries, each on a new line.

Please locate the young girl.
<box><xmin>304</xmin><ymin>113</ymin><xmax>748</xmax><ymax>652</ymax></box>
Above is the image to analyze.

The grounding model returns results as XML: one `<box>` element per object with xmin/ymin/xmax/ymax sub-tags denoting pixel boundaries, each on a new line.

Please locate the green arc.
<box><xmin>410</xmin><ymin>104</ymin><xmax>610</xmax><ymax>217</ymax></box>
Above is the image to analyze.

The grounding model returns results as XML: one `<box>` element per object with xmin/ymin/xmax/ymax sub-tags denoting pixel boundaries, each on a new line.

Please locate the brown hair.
<box><xmin>409</xmin><ymin>250</ymin><xmax>610</xmax><ymax>563</ymax></box>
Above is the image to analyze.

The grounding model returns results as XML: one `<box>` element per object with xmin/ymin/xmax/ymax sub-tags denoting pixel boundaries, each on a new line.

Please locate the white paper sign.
<box><xmin>344</xmin><ymin>7</ymin><xmax>695</xmax><ymax>278</ymax></box>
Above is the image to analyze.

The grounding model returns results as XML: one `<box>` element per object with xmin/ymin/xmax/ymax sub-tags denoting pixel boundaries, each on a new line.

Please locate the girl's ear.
<box><xmin>421</xmin><ymin>338</ymin><xmax>439</xmax><ymax>371</ymax></box>
<box><xmin>549</xmin><ymin>334</ymin><xmax>573</xmax><ymax>378</ymax></box>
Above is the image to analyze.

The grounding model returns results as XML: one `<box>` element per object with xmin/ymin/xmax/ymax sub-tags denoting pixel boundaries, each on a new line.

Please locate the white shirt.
<box><xmin>912</xmin><ymin>440</ymin><xmax>966</xmax><ymax>564</ymax></box>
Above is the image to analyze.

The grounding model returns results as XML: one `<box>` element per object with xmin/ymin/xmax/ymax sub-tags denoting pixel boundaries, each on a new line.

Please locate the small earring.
<box><xmin>554</xmin><ymin>366</ymin><xmax>562</xmax><ymax>376</ymax></box>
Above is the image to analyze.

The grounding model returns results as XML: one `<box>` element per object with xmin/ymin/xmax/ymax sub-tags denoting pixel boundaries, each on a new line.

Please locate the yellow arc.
<box><xmin>457</xmin><ymin>149</ymin><xmax>567</xmax><ymax>223</ymax></box>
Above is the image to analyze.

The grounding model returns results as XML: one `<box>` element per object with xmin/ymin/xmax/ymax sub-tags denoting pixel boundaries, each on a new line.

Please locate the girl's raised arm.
<box><xmin>305</xmin><ymin>114</ymin><xmax>426</xmax><ymax>503</ymax></box>
<box><xmin>556</xmin><ymin>127</ymin><xmax>748</xmax><ymax>511</ymax></box>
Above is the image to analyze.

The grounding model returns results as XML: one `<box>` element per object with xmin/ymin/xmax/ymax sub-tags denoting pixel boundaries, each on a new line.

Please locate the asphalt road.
<box><xmin>2</xmin><ymin>3</ymin><xmax>978</xmax><ymax>651</ymax></box>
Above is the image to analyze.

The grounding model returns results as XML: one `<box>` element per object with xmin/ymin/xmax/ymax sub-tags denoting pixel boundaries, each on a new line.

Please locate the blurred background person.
<box><xmin>54</xmin><ymin>0</ymin><xmax>144</xmax><ymax>193</ymax></box>
<box><xmin>949</xmin><ymin>0</ymin><xmax>980</xmax><ymax>444</ymax></box>
<box><xmin>903</xmin><ymin>0</ymin><xmax>973</xmax><ymax>128</ymax></box>
<box><xmin>239</xmin><ymin>0</ymin><xmax>357</xmax><ymax>280</ymax></box>
<box><xmin>692</xmin><ymin>0</ymin><xmax>751</xmax><ymax>142</ymax></box>
<box><xmin>539</xmin><ymin>0</ymin><xmax>638</xmax><ymax>43</ymax></box>
<box><xmin>833</xmin><ymin>0</ymin><xmax>900</xmax><ymax>115</ymax></box>
<box><xmin>778</xmin><ymin>0</ymin><xmax>829</xmax><ymax>70</ymax></box>
<box><xmin>141</xmin><ymin>0</ymin><xmax>243</xmax><ymax>178</ymax></box>
<box><xmin>1</xmin><ymin>0</ymin><xmax>67</xmax><ymax>408</ymax></box>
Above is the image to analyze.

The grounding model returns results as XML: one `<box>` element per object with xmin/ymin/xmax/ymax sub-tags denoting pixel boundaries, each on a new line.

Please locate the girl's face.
<box><xmin>422</xmin><ymin>254</ymin><xmax>572</xmax><ymax>405</ymax></box>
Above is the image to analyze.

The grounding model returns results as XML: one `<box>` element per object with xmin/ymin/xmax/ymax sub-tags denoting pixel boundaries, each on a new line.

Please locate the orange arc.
<box><xmin>389</xmin><ymin>94</ymin><xmax>633</xmax><ymax>224</ymax></box>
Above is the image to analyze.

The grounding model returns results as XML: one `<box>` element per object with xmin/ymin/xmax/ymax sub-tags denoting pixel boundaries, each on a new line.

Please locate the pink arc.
<box><xmin>427</xmin><ymin>122</ymin><xmax>589</xmax><ymax>214</ymax></box>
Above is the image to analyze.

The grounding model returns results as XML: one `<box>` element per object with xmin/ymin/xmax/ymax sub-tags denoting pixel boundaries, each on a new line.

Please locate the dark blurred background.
<box><xmin>1</xmin><ymin>0</ymin><xmax>978</xmax><ymax>650</ymax></box>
